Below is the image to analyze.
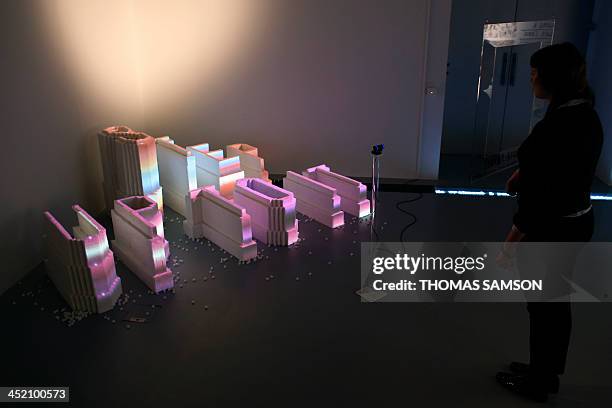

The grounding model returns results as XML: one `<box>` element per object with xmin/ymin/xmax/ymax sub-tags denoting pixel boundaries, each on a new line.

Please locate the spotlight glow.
<box><xmin>38</xmin><ymin>0</ymin><xmax>269</xmax><ymax>112</ymax></box>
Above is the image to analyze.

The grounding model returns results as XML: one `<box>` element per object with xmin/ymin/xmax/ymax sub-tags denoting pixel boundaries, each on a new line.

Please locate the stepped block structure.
<box><xmin>303</xmin><ymin>164</ymin><xmax>371</xmax><ymax>217</ymax></box>
<box><xmin>226</xmin><ymin>143</ymin><xmax>271</xmax><ymax>182</ymax></box>
<box><xmin>98</xmin><ymin>126</ymin><xmax>163</xmax><ymax>211</ymax></box>
<box><xmin>43</xmin><ymin>205</ymin><xmax>122</xmax><ymax>313</ymax></box>
<box><xmin>155</xmin><ymin>136</ymin><xmax>197</xmax><ymax>217</ymax></box>
<box><xmin>110</xmin><ymin>196</ymin><xmax>173</xmax><ymax>293</ymax></box>
<box><xmin>184</xmin><ymin>186</ymin><xmax>257</xmax><ymax>260</ymax></box>
<box><xmin>187</xmin><ymin>143</ymin><xmax>244</xmax><ymax>198</ymax></box>
<box><xmin>233</xmin><ymin>178</ymin><xmax>298</xmax><ymax>246</ymax></box>
<box><xmin>283</xmin><ymin>171</ymin><xmax>344</xmax><ymax>228</ymax></box>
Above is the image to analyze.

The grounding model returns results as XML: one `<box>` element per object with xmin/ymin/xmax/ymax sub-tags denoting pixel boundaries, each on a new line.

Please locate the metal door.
<box><xmin>471</xmin><ymin>20</ymin><xmax>555</xmax><ymax>181</ymax></box>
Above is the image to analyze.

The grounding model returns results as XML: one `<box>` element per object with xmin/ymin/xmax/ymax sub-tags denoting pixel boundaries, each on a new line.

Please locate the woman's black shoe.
<box><xmin>496</xmin><ymin>372</ymin><xmax>550</xmax><ymax>403</ymax></box>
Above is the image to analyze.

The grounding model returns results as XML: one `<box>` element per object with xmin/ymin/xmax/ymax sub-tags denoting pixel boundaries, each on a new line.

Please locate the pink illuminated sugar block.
<box><xmin>184</xmin><ymin>186</ymin><xmax>257</xmax><ymax>261</ymax></box>
<box><xmin>233</xmin><ymin>178</ymin><xmax>298</xmax><ymax>246</ymax></box>
<box><xmin>187</xmin><ymin>143</ymin><xmax>244</xmax><ymax>198</ymax></box>
<box><xmin>303</xmin><ymin>164</ymin><xmax>371</xmax><ymax>218</ymax></box>
<box><xmin>155</xmin><ymin>136</ymin><xmax>197</xmax><ymax>217</ymax></box>
<box><xmin>111</xmin><ymin>196</ymin><xmax>173</xmax><ymax>293</ymax></box>
<box><xmin>283</xmin><ymin>171</ymin><xmax>344</xmax><ymax>228</ymax></box>
<box><xmin>226</xmin><ymin>143</ymin><xmax>271</xmax><ymax>182</ymax></box>
<box><xmin>98</xmin><ymin>126</ymin><xmax>163</xmax><ymax>211</ymax></box>
<box><xmin>43</xmin><ymin>205</ymin><xmax>122</xmax><ymax>313</ymax></box>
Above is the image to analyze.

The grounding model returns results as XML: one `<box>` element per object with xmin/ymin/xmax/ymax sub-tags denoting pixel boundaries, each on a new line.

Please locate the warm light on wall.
<box><xmin>38</xmin><ymin>0</ymin><xmax>269</xmax><ymax>113</ymax></box>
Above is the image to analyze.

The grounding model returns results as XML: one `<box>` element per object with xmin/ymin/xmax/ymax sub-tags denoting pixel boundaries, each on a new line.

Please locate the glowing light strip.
<box><xmin>434</xmin><ymin>189</ymin><xmax>486</xmax><ymax>196</ymax></box>
<box><xmin>591</xmin><ymin>195</ymin><xmax>612</xmax><ymax>201</ymax></box>
<box><xmin>435</xmin><ymin>188</ymin><xmax>612</xmax><ymax>201</ymax></box>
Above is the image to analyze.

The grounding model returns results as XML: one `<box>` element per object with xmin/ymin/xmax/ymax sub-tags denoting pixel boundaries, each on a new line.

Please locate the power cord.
<box><xmin>396</xmin><ymin>192</ymin><xmax>423</xmax><ymax>242</ymax></box>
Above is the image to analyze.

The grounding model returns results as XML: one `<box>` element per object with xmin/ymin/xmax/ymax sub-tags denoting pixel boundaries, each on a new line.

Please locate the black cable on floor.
<box><xmin>396</xmin><ymin>192</ymin><xmax>423</xmax><ymax>242</ymax></box>
<box><xmin>366</xmin><ymin>191</ymin><xmax>422</xmax><ymax>264</ymax></box>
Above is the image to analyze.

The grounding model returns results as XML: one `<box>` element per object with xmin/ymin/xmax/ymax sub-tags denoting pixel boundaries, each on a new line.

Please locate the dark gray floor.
<box><xmin>1</xmin><ymin>192</ymin><xmax>611</xmax><ymax>407</ymax></box>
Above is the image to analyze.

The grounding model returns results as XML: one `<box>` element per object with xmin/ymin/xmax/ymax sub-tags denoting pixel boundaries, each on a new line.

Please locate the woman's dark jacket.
<box><xmin>514</xmin><ymin>100</ymin><xmax>603</xmax><ymax>234</ymax></box>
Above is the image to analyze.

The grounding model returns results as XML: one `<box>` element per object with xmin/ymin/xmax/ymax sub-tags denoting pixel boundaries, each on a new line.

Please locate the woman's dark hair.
<box><xmin>530</xmin><ymin>42</ymin><xmax>594</xmax><ymax>108</ymax></box>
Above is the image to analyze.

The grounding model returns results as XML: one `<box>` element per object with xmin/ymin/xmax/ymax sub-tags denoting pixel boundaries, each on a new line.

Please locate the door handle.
<box><xmin>500</xmin><ymin>52</ymin><xmax>509</xmax><ymax>86</ymax></box>
<box><xmin>509</xmin><ymin>53</ymin><xmax>518</xmax><ymax>86</ymax></box>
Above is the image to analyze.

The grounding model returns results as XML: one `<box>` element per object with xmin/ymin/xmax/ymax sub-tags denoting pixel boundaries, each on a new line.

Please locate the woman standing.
<box><xmin>496</xmin><ymin>42</ymin><xmax>603</xmax><ymax>402</ymax></box>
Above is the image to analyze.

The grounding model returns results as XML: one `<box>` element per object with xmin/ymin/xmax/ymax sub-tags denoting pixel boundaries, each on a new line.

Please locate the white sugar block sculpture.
<box><xmin>187</xmin><ymin>143</ymin><xmax>244</xmax><ymax>198</ymax></box>
<box><xmin>283</xmin><ymin>171</ymin><xmax>345</xmax><ymax>228</ymax></box>
<box><xmin>184</xmin><ymin>186</ymin><xmax>257</xmax><ymax>261</ymax></box>
<box><xmin>226</xmin><ymin>143</ymin><xmax>271</xmax><ymax>182</ymax></box>
<box><xmin>43</xmin><ymin>205</ymin><xmax>122</xmax><ymax>313</ymax></box>
<box><xmin>303</xmin><ymin>164</ymin><xmax>371</xmax><ymax>217</ymax></box>
<box><xmin>111</xmin><ymin>196</ymin><xmax>173</xmax><ymax>293</ymax></box>
<box><xmin>234</xmin><ymin>178</ymin><xmax>298</xmax><ymax>246</ymax></box>
<box><xmin>98</xmin><ymin>126</ymin><xmax>163</xmax><ymax>211</ymax></box>
<box><xmin>155</xmin><ymin>136</ymin><xmax>197</xmax><ymax>217</ymax></box>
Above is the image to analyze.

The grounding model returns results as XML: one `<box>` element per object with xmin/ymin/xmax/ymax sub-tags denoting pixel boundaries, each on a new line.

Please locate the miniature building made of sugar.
<box><xmin>233</xmin><ymin>178</ymin><xmax>298</xmax><ymax>246</ymax></box>
<box><xmin>187</xmin><ymin>143</ymin><xmax>244</xmax><ymax>198</ymax></box>
<box><xmin>226</xmin><ymin>143</ymin><xmax>271</xmax><ymax>182</ymax></box>
<box><xmin>155</xmin><ymin>136</ymin><xmax>197</xmax><ymax>217</ymax></box>
<box><xmin>98</xmin><ymin>126</ymin><xmax>163</xmax><ymax>211</ymax></box>
<box><xmin>283</xmin><ymin>171</ymin><xmax>345</xmax><ymax>228</ymax></box>
<box><xmin>303</xmin><ymin>164</ymin><xmax>371</xmax><ymax>218</ymax></box>
<box><xmin>184</xmin><ymin>186</ymin><xmax>257</xmax><ymax>261</ymax></box>
<box><xmin>43</xmin><ymin>205</ymin><xmax>122</xmax><ymax>313</ymax></box>
<box><xmin>110</xmin><ymin>196</ymin><xmax>173</xmax><ymax>293</ymax></box>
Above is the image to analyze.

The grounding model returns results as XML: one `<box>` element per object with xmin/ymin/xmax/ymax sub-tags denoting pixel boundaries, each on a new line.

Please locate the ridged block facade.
<box><xmin>155</xmin><ymin>136</ymin><xmax>197</xmax><ymax>216</ymax></box>
<box><xmin>303</xmin><ymin>164</ymin><xmax>370</xmax><ymax>217</ymax></box>
<box><xmin>187</xmin><ymin>143</ymin><xmax>244</xmax><ymax>198</ymax></box>
<box><xmin>44</xmin><ymin>205</ymin><xmax>122</xmax><ymax>313</ymax></box>
<box><xmin>184</xmin><ymin>186</ymin><xmax>257</xmax><ymax>260</ymax></box>
<box><xmin>226</xmin><ymin>143</ymin><xmax>271</xmax><ymax>182</ymax></box>
<box><xmin>110</xmin><ymin>196</ymin><xmax>173</xmax><ymax>293</ymax></box>
<box><xmin>283</xmin><ymin>171</ymin><xmax>344</xmax><ymax>228</ymax></box>
<box><xmin>233</xmin><ymin>178</ymin><xmax>298</xmax><ymax>246</ymax></box>
<box><xmin>98</xmin><ymin>126</ymin><xmax>163</xmax><ymax>211</ymax></box>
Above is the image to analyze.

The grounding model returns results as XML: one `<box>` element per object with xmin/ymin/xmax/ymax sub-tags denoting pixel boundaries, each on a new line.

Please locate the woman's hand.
<box><xmin>506</xmin><ymin>169</ymin><xmax>520</xmax><ymax>194</ymax></box>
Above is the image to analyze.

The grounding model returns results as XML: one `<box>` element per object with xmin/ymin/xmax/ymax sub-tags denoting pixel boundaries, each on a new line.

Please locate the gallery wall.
<box><xmin>141</xmin><ymin>0</ymin><xmax>450</xmax><ymax>181</ymax></box>
<box><xmin>0</xmin><ymin>0</ymin><xmax>451</xmax><ymax>294</ymax></box>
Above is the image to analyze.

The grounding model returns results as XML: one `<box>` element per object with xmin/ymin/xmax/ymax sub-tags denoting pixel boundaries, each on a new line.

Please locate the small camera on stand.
<box><xmin>371</xmin><ymin>144</ymin><xmax>384</xmax><ymax>156</ymax></box>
